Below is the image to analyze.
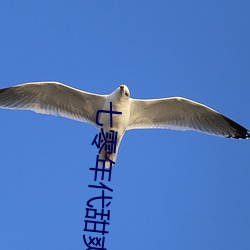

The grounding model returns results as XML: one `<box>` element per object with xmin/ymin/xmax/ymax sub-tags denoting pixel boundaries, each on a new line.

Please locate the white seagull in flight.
<box><xmin>0</xmin><ymin>82</ymin><xmax>249</xmax><ymax>164</ymax></box>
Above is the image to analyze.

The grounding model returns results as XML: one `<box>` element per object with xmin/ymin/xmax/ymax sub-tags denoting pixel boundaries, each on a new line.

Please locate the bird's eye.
<box><xmin>125</xmin><ymin>92</ymin><xmax>129</xmax><ymax>97</ymax></box>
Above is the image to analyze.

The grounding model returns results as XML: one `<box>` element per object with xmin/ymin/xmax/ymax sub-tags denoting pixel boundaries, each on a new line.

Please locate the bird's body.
<box><xmin>0</xmin><ymin>82</ymin><xmax>249</xmax><ymax>165</ymax></box>
<box><xmin>98</xmin><ymin>86</ymin><xmax>130</xmax><ymax>163</ymax></box>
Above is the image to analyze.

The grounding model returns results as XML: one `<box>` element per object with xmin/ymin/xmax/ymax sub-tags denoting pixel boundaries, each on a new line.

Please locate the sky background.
<box><xmin>0</xmin><ymin>1</ymin><xmax>249</xmax><ymax>250</ymax></box>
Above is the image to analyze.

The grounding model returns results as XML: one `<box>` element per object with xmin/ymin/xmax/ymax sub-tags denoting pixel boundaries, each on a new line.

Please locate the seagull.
<box><xmin>0</xmin><ymin>82</ymin><xmax>249</xmax><ymax>164</ymax></box>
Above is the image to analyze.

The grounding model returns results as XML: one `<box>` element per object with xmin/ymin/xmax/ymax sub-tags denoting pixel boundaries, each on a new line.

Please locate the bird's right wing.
<box><xmin>128</xmin><ymin>97</ymin><xmax>249</xmax><ymax>139</ymax></box>
<box><xmin>0</xmin><ymin>82</ymin><xmax>106</xmax><ymax>127</ymax></box>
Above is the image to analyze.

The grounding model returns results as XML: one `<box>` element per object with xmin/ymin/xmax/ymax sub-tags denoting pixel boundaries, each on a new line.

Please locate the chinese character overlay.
<box><xmin>96</xmin><ymin>102</ymin><xmax>122</xmax><ymax>128</ymax></box>
<box><xmin>84</xmin><ymin>103</ymin><xmax>121</xmax><ymax>249</ymax></box>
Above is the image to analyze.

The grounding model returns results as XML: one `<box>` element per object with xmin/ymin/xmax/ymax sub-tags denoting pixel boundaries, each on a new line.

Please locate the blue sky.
<box><xmin>0</xmin><ymin>1</ymin><xmax>249</xmax><ymax>249</ymax></box>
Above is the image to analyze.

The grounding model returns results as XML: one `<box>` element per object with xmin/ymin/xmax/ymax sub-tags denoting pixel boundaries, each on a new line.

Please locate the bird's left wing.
<box><xmin>128</xmin><ymin>97</ymin><xmax>249</xmax><ymax>139</ymax></box>
<box><xmin>0</xmin><ymin>82</ymin><xmax>106</xmax><ymax>127</ymax></box>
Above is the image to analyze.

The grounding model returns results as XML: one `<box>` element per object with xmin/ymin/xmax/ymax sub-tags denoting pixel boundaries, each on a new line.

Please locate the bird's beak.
<box><xmin>120</xmin><ymin>85</ymin><xmax>124</xmax><ymax>93</ymax></box>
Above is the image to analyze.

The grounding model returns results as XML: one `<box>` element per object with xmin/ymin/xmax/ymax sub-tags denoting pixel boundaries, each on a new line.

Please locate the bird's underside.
<box><xmin>0</xmin><ymin>81</ymin><xmax>249</xmax><ymax>164</ymax></box>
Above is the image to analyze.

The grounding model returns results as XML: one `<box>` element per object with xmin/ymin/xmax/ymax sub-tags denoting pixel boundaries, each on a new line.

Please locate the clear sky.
<box><xmin>0</xmin><ymin>1</ymin><xmax>249</xmax><ymax>250</ymax></box>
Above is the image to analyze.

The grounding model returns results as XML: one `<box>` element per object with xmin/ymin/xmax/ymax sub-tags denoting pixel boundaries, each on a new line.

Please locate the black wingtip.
<box><xmin>247</xmin><ymin>131</ymin><xmax>250</xmax><ymax>138</ymax></box>
<box><xmin>222</xmin><ymin>115</ymin><xmax>250</xmax><ymax>139</ymax></box>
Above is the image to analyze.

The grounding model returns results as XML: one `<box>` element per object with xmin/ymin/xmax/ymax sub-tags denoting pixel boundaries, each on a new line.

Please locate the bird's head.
<box><xmin>119</xmin><ymin>84</ymin><xmax>130</xmax><ymax>98</ymax></box>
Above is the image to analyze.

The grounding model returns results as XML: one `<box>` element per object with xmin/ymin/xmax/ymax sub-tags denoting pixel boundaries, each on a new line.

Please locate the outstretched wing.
<box><xmin>0</xmin><ymin>82</ymin><xmax>106</xmax><ymax>127</ymax></box>
<box><xmin>128</xmin><ymin>97</ymin><xmax>249</xmax><ymax>139</ymax></box>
